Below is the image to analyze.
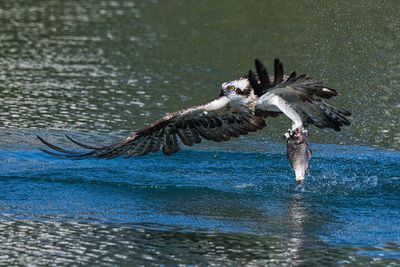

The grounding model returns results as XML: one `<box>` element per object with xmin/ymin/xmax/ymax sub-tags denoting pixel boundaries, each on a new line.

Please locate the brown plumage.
<box><xmin>38</xmin><ymin>99</ymin><xmax>266</xmax><ymax>159</ymax></box>
<box><xmin>38</xmin><ymin>58</ymin><xmax>351</xmax><ymax>159</ymax></box>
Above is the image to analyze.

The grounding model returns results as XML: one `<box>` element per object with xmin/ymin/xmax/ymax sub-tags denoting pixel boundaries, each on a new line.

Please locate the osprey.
<box><xmin>38</xmin><ymin>58</ymin><xmax>351</xmax><ymax>159</ymax></box>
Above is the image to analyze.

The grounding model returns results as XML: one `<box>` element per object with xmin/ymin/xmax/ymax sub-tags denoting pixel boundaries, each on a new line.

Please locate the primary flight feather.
<box><xmin>38</xmin><ymin>58</ymin><xmax>351</xmax><ymax>159</ymax></box>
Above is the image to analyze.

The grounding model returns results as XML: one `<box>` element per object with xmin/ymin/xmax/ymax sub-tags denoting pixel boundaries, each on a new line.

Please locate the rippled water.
<box><xmin>0</xmin><ymin>143</ymin><xmax>400</xmax><ymax>265</ymax></box>
<box><xmin>0</xmin><ymin>0</ymin><xmax>399</xmax><ymax>148</ymax></box>
<box><xmin>1</xmin><ymin>0</ymin><xmax>400</xmax><ymax>266</ymax></box>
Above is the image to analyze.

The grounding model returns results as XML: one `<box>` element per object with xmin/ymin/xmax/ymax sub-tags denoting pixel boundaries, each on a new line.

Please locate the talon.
<box><xmin>284</xmin><ymin>129</ymin><xmax>294</xmax><ymax>140</ymax></box>
<box><xmin>302</xmin><ymin>129</ymin><xmax>309</xmax><ymax>138</ymax></box>
<box><xmin>284</xmin><ymin>132</ymin><xmax>290</xmax><ymax>140</ymax></box>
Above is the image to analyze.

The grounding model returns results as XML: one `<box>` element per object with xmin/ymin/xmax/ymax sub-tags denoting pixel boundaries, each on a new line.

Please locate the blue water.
<box><xmin>0</xmin><ymin>0</ymin><xmax>399</xmax><ymax>265</ymax></box>
<box><xmin>0</xmin><ymin>139</ymin><xmax>399</xmax><ymax>265</ymax></box>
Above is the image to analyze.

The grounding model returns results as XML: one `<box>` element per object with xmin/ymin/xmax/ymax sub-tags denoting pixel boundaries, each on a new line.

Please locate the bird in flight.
<box><xmin>38</xmin><ymin>58</ymin><xmax>351</xmax><ymax>160</ymax></box>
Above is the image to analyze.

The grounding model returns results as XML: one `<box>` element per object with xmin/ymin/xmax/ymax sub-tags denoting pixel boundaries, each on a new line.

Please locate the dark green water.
<box><xmin>0</xmin><ymin>1</ymin><xmax>399</xmax><ymax>266</ymax></box>
<box><xmin>0</xmin><ymin>0</ymin><xmax>399</xmax><ymax>148</ymax></box>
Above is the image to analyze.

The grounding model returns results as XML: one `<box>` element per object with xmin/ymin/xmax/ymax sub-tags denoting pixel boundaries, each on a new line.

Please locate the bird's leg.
<box><xmin>291</xmin><ymin>121</ymin><xmax>303</xmax><ymax>131</ymax></box>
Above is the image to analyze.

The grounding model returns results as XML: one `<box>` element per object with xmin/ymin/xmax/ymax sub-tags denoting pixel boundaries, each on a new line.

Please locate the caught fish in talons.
<box><xmin>37</xmin><ymin>58</ymin><xmax>350</xmax><ymax>188</ymax></box>
<box><xmin>285</xmin><ymin>127</ymin><xmax>312</xmax><ymax>184</ymax></box>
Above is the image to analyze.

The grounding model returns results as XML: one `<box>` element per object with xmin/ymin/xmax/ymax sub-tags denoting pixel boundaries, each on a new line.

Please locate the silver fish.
<box><xmin>285</xmin><ymin>128</ymin><xmax>312</xmax><ymax>184</ymax></box>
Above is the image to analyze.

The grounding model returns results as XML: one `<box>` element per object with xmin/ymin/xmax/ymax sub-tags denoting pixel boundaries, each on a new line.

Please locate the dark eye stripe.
<box><xmin>235</xmin><ymin>87</ymin><xmax>252</xmax><ymax>96</ymax></box>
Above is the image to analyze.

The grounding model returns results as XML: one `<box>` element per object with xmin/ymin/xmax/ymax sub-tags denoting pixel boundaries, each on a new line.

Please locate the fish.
<box><xmin>284</xmin><ymin>127</ymin><xmax>312</xmax><ymax>184</ymax></box>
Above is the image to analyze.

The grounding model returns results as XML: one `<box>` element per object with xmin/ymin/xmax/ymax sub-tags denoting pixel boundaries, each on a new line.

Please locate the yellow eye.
<box><xmin>227</xmin><ymin>85</ymin><xmax>236</xmax><ymax>91</ymax></box>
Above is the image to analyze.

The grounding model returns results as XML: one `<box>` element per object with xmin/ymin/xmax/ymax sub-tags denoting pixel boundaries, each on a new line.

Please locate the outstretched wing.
<box><xmin>250</xmin><ymin>58</ymin><xmax>351</xmax><ymax>131</ymax></box>
<box><xmin>38</xmin><ymin>96</ymin><xmax>266</xmax><ymax>159</ymax></box>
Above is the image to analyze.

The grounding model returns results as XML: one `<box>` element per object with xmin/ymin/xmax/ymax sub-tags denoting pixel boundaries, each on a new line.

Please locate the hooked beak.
<box><xmin>218</xmin><ymin>89</ymin><xmax>226</xmax><ymax>97</ymax></box>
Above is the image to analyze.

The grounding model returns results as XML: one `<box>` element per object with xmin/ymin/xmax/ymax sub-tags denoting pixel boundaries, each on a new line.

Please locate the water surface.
<box><xmin>0</xmin><ymin>0</ymin><xmax>398</xmax><ymax>148</ymax></box>
<box><xmin>0</xmin><ymin>0</ymin><xmax>400</xmax><ymax>266</ymax></box>
<box><xmin>0</xmin><ymin>142</ymin><xmax>399</xmax><ymax>265</ymax></box>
